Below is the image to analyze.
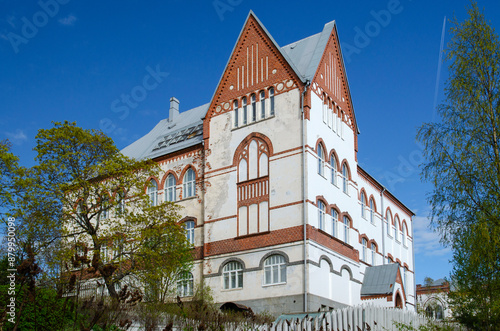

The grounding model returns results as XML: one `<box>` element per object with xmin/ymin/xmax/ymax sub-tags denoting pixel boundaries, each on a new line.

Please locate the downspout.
<box><xmin>411</xmin><ymin>214</ymin><xmax>416</xmax><ymax>308</ymax></box>
<box><xmin>301</xmin><ymin>80</ymin><xmax>310</xmax><ymax>312</ymax></box>
<box><xmin>380</xmin><ymin>187</ymin><xmax>386</xmax><ymax>264</ymax></box>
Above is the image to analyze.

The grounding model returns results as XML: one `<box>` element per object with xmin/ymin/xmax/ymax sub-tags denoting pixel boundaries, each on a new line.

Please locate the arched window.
<box><xmin>165</xmin><ymin>174</ymin><xmax>176</xmax><ymax>202</ymax></box>
<box><xmin>386</xmin><ymin>210</ymin><xmax>393</xmax><ymax>236</ymax></box>
<box><xmin>330</xmin><ymin>154</ymin><xmax>337</xmax><ymax>186</ymax></box>
<box><xmin>331</xmin><ymin>209</ymin><xmax>338</xmax><ymax>238</ymax></box>
<box><xmin>362</xmin><ymin>238</ymin><xmax>368</xmax><ymax>262</ymax></box>
<box><xmin>236</xmin><ymin>137</ymin><xmax>270</xmax><ymax>236</ymax></box>
<box><xmin>251</xmin><ymin>93</ymin><xmax>256</xmax><ymax>122</ymax></box>
<box><xmin>269</xmin><ymin>87</ymin><xmax>275</xmax><ymax>116</ymax></box>
<box><xmin>183</xmin><ymin>168</ymin><xmax>196</xmax><ymax>198</ymax></box>
<box><xmin>177</xmin><ymin>272</ymin><xmax>193</xmax><ymax>297</ymax></box>
<box><xmin>371</xmin><ymin>243</ymin><xmax>376</xmax><ymax>265</ymax></box>
<box><xmin>242</xmin><ymin>97</ymin><xmax>247</xmax><ymax>125</ymax></box>
<box><xmin>342</xmin><ymin>216</ymin><xmax>350</xmax><ymax>244</ymax></box>
<box><xmin>184</xmin><ymin>220</ymin><xmax>194</xmax><ymax>245</ymax></box>
<box><xmin>223</xmin><ymin>261</ymin><xmax>243</xmax><ymax>289</ymax></box>
<box><xmin>318</xmin><ymin>200</ymin><xmax>326</xmax><ymax>231</ymax></box>
<box><xmin>402</xmin><ymin>223</ymin><xmax>407</xmax><ymax>246</ymax></box>
<box><xmin>147</xmin><ymin>180</ymin><xmax>158</xmax><ymax>206</ymax></box>
<box><xmin>342</xmin><ymin>163</ymin><xmax>349</xmax><ymax>194</ymax></box>
<box><xmin>233</xmin><ymin>100</ymin><xmax>239</xmax><ymax>128</ymax></box>
<box><xmin>317</xmin><ymin>144</ymin><xmax>325</xmax><ymax>176</ymax></box>
<box><xmin>361</xmin><ymin>192</ymin><xmax>367</xmax><ymax>219</ymax></box>
<box><xmin>264</xmin><ymin>254</ymin><xmax>286</xmax><ymax>285</ymax></box>
<box><xmin>369</xmin><ymin>198</ymin><xmax>375</xmax><ymax>224</ymax></box>
<box><xmin>260</xmin><ymin>91</ymin><xmax>266</xmax><ymax>119</ymax></box>
<box><xmin>322</xmin><ymin>93</ymin><xmax>328</xmax><ymax>123</ymax></box>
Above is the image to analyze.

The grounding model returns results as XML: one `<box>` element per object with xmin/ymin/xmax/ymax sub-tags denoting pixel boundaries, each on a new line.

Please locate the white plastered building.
<box><xmin>122</xmin><ymin>11</ymin><xmax>416</xmax><ymax>314</ymax></box>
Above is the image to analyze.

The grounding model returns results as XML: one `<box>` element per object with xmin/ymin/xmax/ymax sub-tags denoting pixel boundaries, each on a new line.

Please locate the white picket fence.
<box><xmin>130</xmin><ymin>305</ymin><xmax>442</xmax><ymax>331</ymax></box>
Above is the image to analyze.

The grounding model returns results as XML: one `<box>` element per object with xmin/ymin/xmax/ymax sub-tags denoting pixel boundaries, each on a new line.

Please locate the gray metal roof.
<box><xmin>360</xmin><ymin>263</ymin><xmax>399</xmax><ymax>296</ymax></box>
<box><xmin>281</xmin><ymin>20</ymin><xmax>335</xmax><ymax>82</ymax></box>
<box><xmin>121</xmin><ymin>103</ymin><xmax>209</xmax><ymax>160</ymax></box>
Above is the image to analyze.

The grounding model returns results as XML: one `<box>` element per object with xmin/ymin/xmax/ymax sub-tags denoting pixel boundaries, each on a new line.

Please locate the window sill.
<box><xmin>179</xmin><ymin>196</ymin><xmax>197</xmax><ymax>202</ymax></box>
<box><xmin>262</xmin><ymin>282</ymin><xmax>286</xmax><ymax>287</ymax></box>
<box><xmin>232</xmin><ymin>115</ymin><xmax>275</xmax><ymax>131</ymax></box>
<box><xmin>221</xmin><ymin>287</ymin><xmax>243</xmax><ymax>292</ymax></box>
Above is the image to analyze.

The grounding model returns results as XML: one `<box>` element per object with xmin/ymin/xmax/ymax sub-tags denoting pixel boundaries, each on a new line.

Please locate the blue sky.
<box><xmin>1</xmin><ymin>0</ymin><xmax>499</xmax><ymax>285</ymax></box>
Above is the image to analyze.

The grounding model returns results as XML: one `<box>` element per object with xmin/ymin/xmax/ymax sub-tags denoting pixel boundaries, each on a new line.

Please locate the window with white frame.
<box><xmin>100</xmin><ymin>197</ymin><xmax>109</xmax><ymax>220</ymax></box>
<box><xmin>369</xmin><ymin>198</ymin><xmax>375</xmax><ymax>224</ymax></box>
<box><xmin>233</xmin><ymin>100</ymin><xmax>239</xmax><ymax>128</ymax></box>
<box><xmin>340</xmin><ymin>110</ymin><xmax>345</xmax><ymax>138</ymax></box>
<box><xmin>402</xmin><ymin>224</ymin><xmax>407</xmax><ymax>246</ymax></box>
<box><xmin>361</xmin><ymin>192</ymin><xmax>367</xmax><ymax>219</ymax></box>
<box><xmin>371</xmin><ymin>243</ymin><xmax>376</xmax><ymax>265</ymax></box>
<box><xmin>263</xmin><ymin>254</ymin><xmax>286</xmax><ymax>285</ymax></box>
<box><xmin>317</xmin><ymin>144</ymin><xmax>325</xmax><ymax>176</ymax></box>
<box><xmin>183</xmin><ymin>168</ymin><xmax>196</xmax><ymax>198</ymax></box>
<box><xmin>260</xmin><ymin>90</ymin><xmax>266</xmax><ymax>119</ymax></box>
<box><xmin>184</xmin><ymin>220</ymin><xmax>194</xmax><ymax>245</ymax></box>
<box><xmin>223</xmin><ymin>261</ymin><xmax>243</xmax><ymax>289</ymax></box>
<box><xmin>342</xmin><ymin>163</ymin><xmax>349</xmax><ymax>194</ymax></box>
<box><xmin>318</xmin><ymin>200</ymin><xmax>326</xmax><ymax>231</ymax></box>
<box><xmin>342</xmin><ymin>216</ymin><xmax>350</xmax><ymax>244</ymax></box>
<box><xmin>322</xmin><ymin>94</ymin><xmax>328</xmax><ymax>123</ymax></box>
<box><xmin>362</xmin><ymin>238</ymin><xmax>368</xmax><ymax>262</ymax></box>
<box><xmin>177</xmin><ymin>272</ymin><xmax>193</xmax><ymax>297</ymax></box>
<box><xmin>330</xmin><ymin>154</ymin><xmax>337</xmax><ymax>186</ymax></box>
<box><xmin>395</xmin><ymin>217</ymin><xmax>401</xmax><ymax>242</ymax></box>
<box><xmin>332</xmin><ymin>107</ymin><xmax>337</xmax><ymax>133</ymax></box>
<box><xmin>242</xmin><ymin>97</ymin><xmax>247</xmax><ymax>125</ymax></box>
<box><xmin>147</xmin><ymin>180</ymin><xmax>158</xmax><ymax>206</ymax></box>
<box><xmin>115</xmin><ymin>191</ymin><xmax>125</xmax><ymax>216</ymax></box>
<box><xmin>331</xmin><ymin>209</ymin><xmax>338</xmax><ymax>238</ymax></box>
<box><xmin>269</xmin><ymin>87</ymin><xmax>275</xmax><ymax>116</ymax></box>
<box><xmin>165</xmin><ymin>174</ymin><xmax>176</xmax><ymax>202</ymax></box>
<box><xmin>386</xmin><ymin>210</ymin><xmax>393</xmax><ymax>236</ymax></box>
<box><xmin>251</xmin><ymin>93</ymin><xmax>256</xmax><ymax>122</ymax></box>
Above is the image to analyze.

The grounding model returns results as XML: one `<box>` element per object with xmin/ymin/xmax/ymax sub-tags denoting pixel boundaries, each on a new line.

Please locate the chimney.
<box><xmin>169</xmin><ymin>97</ymin><xmax>179</xmax><ymax>122</ymax></box>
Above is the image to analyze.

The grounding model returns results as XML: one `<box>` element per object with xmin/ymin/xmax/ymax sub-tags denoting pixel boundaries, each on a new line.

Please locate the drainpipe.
<box><xmin>380</xmin><ymin>187</ymin><xmax>386</xmax><ymax>264</ymax></box>
<box><xmin>301</xmin><ymin>80</ymin><xmax>310</xmax><ymax>312</ymax></box>
<box><xmin>411</xmin><ymin>215</ymin><xmax>416</xmax><ymax>308</ymax></box>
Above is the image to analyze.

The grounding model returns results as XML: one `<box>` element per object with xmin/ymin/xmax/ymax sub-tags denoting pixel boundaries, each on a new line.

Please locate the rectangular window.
<box><xmin>269</xmin><ymin>88</ymin><xmax>275</xmax><ymax>116</ymax></box>
<box><xmin>260</xmin><ymin>91</ymin><xmax>266</xmax><ymax>119</ymax></box>
<box><xmin>242</xmin><ymin>98</ymin><xmax>247</xmax><ymax>125</ymax></box>
<box><xmin>251</xmin><ymin>94</ymin><xmax>256</xmax><ymax>122</ymax></box>
<box><xmin>234</xmin><ymin>100</ymin><xmax>239</xmax><ymax>128</ymax></box>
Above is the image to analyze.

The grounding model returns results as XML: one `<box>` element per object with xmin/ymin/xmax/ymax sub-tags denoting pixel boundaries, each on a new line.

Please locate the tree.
<box><xmin>0</xmin><ymin>140</ymin><xmax>20</xmax><ymax>213</ymax></box>
<box><xmin>417</xmin><ymin>2</ymin><xmax>500</xmax><ymax>329</ymax></box>
<box><xmin>10</xmin><ymin>121</ymin><xmax>192</xmax><ymax>300</ymax></box>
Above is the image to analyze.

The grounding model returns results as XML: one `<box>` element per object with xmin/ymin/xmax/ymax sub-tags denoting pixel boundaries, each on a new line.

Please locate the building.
<box><xmin>122</xmin><ymin>11</ymin><xmax>416</xmax><ymax>314</ymax></box>
<box><xmin>416</xmin><ymin>279</ymin><xmax>452</xmax><ymax>320</ymax></box>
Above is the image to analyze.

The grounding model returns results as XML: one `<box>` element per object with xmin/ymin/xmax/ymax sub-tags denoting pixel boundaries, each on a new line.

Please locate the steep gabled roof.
<box><xmin>361</xmin><ymin>263</ymin><xmax>400</xmax><ymax>297</ymax></box>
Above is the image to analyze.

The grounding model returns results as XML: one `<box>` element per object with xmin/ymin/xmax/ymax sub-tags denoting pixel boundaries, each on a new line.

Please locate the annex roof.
<box><xmin>360</xmin><ymin>263</ymin><xmax>400</xmax><ymax>297</ymax></box>
<box><xmin>121</xmin><ymin>103</ymin><xmax>209</xmax><ymax>160</ymax></box>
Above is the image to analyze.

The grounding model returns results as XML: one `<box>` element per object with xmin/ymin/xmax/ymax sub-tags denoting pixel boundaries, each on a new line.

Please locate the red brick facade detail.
<box><xmin>307</xmin><ymin>225</ymin><xmax>359</xmax><ymax>262</ymax></box>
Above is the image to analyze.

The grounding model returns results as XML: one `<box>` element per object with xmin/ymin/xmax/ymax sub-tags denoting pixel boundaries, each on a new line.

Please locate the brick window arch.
<box><xmin>235</xmin><ymin>135</ymin><xmax>271</xmax><ymax>236</ymax></box>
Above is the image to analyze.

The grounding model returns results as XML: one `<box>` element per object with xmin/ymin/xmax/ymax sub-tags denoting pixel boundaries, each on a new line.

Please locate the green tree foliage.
<box><xmin>0</xmin><ymin>140</ymin><xmax>19</xmax><ymax>212</ymax></box>
<box><xmin>10</xmin><ymin>121</ymin><xmax>192</xmax><ymax>300</ymax></box>
<box><xmin>417</xmin><ymin>3</ymin><xmax>500</xmax><ymax>329</ymax></box>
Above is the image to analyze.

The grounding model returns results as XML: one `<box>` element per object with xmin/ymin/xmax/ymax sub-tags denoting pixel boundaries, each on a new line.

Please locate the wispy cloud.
<box><xmin>0</xmin><ymin>33</ymin><xmax>8</xmax><ymax>41</ymax></box>
<box><xmin>58</xmin><ymin>14</ymin><xmax>77</xmax><ymax>26</ymax></box>
<box><xmin>413</xmin><ymin>215</ymin><xmax>451</xmax><ymax>256</ymax></box>
<box><xmin>5</xmin><ymin>129</ymin><xmax>27</xmax><ymax>145</ymax></box>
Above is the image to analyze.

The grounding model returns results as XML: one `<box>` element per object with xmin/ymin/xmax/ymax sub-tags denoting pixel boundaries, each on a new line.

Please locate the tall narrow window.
<box><xmin>330</xmin><ymin>154</ymin><xmax>337</xmax><ymax>186</ymax></box>
<box><xmin>223</xmin><ymin>261</ymin><xmax>243</xmax><ymax>289</ymax></box>
<box><xmin>183</xmin><ymin>168</ymin><xmax>196</xmax><ymax>198</ymax></box>
<box><xmin>165</xmin><ymin>174</ymin><xmax>176</xmax><ymax>202</ymax></box>
<box><xmin>317</xmin><ymin>144</ymin><xmax>325</xmax><ymax>176</ymax></box>
<box><xmin>322</xmin><ymin>94</ymin><xmax>328</xmax><ymax>123</ymax></box>
<box><xmin>395</xmin><ymin>216</ymin><xmax>401</xmax><ymax>242</ymax></box>
<box><xmin>264</xmin><ymin>255</ymin><xmax>286</xmax><ymax>285</ymax></box>
<box><xmin>342</xmin><ymin>163</ymin><xmax>349</xmax><ymax>194</ymax></box>
<box><xmin>369</xmin><ymin>199</ymin><xmax>375</xmax><ymax>224</ymax></box>
<box><xmin>177</xmin><ymin>272</ymin><xmax>193</xmax><ymax>297</ymax></box>
<box><xmin>362</xmin><ymin>238</ymin><xmax>368</xmax><ymax>262</ymax></box>
<box><xmin>251</xmin><ymin>94</ymin><xmax>256</xmax><ymax>122</ymax></box>
<box><xmin>242</xmin><ymin>97</ymin><xmax>247</xmax><ymax>125</ymax></box>
<box><xmin>116</xmin><ymin>191</ymin><xmax>125</xmax><ymax>216</ymax></box>
<box><xmin>100</xmin><ymin>197</ymin><xmax>109</xmax><ymax>220</ymax></box>
<box><xmin>387</xmin><ymin>210</ymin><xmax>393</xmax><ymax>236</ymax></box>
<box><xmin>371</xmin><ymin>243</ymin><xmax>376</xmax><ymax>265</ymax></box>
<box><xmin>269</xmin><ymin>87</ymin><xmax>275</xmax><ymax>116</ymax></box>
<box><xmin>318</xmin><ymin>201</ymin><xmax>326</xmax><ymax>231</ymax></box>
<box><xmin>331</xmin><ymin>209</ymin><xmax>338</xmax><ymax>238</ymax></box>
<box><xmin>147</xmin><ymin>180</ymin><xmax>158</xmax><ymax>206</ymax></box>
<box><xmin>361</xmin><ymin>192</ymin><xmax>366</xmax><ymax>219</ymax></box>
<box><xmin>260</xmin><ymin>91</ymin><xmax>266</xmax><ymax>119</ymax></box>
<box><xmin>402</xmin><ymin>224</ymin><xmax>407</xmax><ymax>246</ymax></box>
<box><xmin>340</xmin><ymin>111</ymin><xmax>345</xmax><ymax>138</ymax></box>
<box><xmin>184</xmin><ymin>220</ymin><xmax>195</xmax><ymax>245</ymax></box>
<box><xmin>233</xmin><ymin>100</ymin><xmax>239</xmax><ymax>128</ymax></box>
<box><xmin>343</xmin><ymin>216</ymin><xmax>350</xmax><ymax>244</ymax></box>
